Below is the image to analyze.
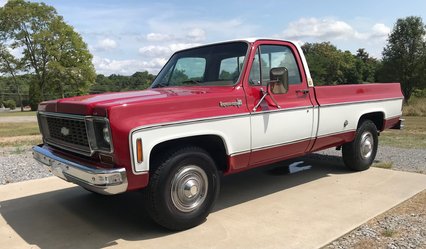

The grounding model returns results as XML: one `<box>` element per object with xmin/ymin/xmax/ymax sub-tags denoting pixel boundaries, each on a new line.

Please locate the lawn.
<box><xmin>0</xmin><ymin>122</ymin><xmax>40</xmax><ymax>137</ymax></box>
<box><xmin>0</xmin><ymin>122</ymin><xmax>41</xmax><ymax>147</ymax></box>
<box><xmin>0</xmin><ymin>111</ymin><xmax>37</xmax><ymax>117</ymax></box>
<box><xmin>380</xmin><ymin>116</ymin><xmax>426</xmax><ymax>149</ymax></box>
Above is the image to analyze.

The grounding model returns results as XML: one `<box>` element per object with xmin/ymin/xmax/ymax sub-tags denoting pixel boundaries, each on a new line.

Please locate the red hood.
<box><xmin>39</xmin><ymin>87</ymin><xmax>228</xmax><ymax>116</ymax></box>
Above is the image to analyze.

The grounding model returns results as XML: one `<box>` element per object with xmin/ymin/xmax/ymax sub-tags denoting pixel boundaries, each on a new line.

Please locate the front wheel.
<box><xmin>342</xmin><ymin>120</ymin><xmax>378</xmax><ymax>171</ymax></box>
<box><xmin>144</xmin><ymin>146</ymin><xmax>220</xmax><ymax>230</ymax></box>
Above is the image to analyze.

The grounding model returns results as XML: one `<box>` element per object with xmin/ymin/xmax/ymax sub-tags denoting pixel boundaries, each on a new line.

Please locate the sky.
<box><xmin>2</xmin><ymin>0</ymin><xmax>426</xmax><ymax>75</ymax></box>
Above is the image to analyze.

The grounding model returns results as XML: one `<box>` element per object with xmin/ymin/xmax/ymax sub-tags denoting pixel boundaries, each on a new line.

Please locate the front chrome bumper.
<box><xmin>32</xmin><ymin>145</ymin><xmax>128</xmax><ymax>195</ymax></box>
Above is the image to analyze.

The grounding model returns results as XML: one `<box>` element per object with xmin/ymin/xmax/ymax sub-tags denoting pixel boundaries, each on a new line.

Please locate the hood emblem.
<box><xmin>219</xmin><ymin>99</ymin><xmax>242</xmax><ymax>108</ymax></box>
<box><xmin>61</xmin><ymin>127</ymin><xmax>70</xmax><ymax>136</ymax></box>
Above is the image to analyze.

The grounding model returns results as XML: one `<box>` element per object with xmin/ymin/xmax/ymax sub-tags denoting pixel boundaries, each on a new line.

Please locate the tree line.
<box><xmin>1</xmin><ymin>0</ymin><xmax>426</xmax><ymax>111</ymax></box>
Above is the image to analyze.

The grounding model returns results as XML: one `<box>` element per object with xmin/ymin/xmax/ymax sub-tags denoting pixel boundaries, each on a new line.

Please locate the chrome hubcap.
<box><xmin>171</xmin><ymin>165</ymin><xmax>208</xmax><ymax>213</ymax></box>
<box><xmin>360</xmin><ymin>131</ymin><xmax>374</xmax><ymax>159</ymax></box>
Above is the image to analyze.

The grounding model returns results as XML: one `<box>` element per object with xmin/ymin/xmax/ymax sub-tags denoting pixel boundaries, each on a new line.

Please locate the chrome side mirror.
<box><xmin>267</xmin><ymin>67</ymin><xmax>289</xmax><ymax>94</ymax></box>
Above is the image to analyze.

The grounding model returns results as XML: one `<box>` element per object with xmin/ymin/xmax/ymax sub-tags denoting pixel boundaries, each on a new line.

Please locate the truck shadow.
<box><xmin>1</xmin><ymin>153</ymin><xmax>350</xmax><ymax>248</ymax></box>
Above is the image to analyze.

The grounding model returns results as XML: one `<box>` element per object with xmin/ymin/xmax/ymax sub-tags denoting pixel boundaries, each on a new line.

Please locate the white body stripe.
<box><xmin>130</xmin><ymin>116</ymin><xmax>251</xmax><ymax>173</ymax></box>
<box><xmin>317</xmin><ymin>98</ymin><xmax>403</xmax><ymax>137</ymax></box>
<box><xmin>130</xmin><ymin>99</ymin><xmax>402</xmax><ymax>174</ymax></box>
<box><xmin>250</xmin><ymin>107</ymin><xmax>314</xmax><ymax>150</ymax></box>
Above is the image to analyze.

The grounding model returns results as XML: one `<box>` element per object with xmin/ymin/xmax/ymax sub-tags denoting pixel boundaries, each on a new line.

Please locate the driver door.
<box><xmin>246</xmin><ymin>42</ymin><xmax>315</xmax><ymax>166</ymax></box>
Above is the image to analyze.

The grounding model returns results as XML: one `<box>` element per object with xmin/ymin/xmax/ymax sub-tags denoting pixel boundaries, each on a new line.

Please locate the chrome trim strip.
<box><xmin>32</xmin><ymin>145</ymin><xmax>128</xmax><ymax>195</ymax></box>
<box><xmin>385</xmin><ymin>114</ymin><xmax>402</xmax><ymax>120</ymax></box>
<box><xmin>38</xmin><ymin>111</ymin><xmax>85</xmax><ymax>119</ymax></box>
<box><xmin>229</xmin><ymin>150</ymin><xmax>251</xmax><ymax>157</ymax></box>
<box><xmin>250</xmin><ymin>105</ymin><xmax>313</xmax><ymax>115</ymax></box>
<box><xmin>131</xmin><ymin>112</ymin><xmax>250</xmax><ymax>134</ymax></box>
<box><xmin>251</xmin><ymin>137</ymin><xmax>312</xmax><ymax>152</ymax></box>
<box><xmin>316</xmin><ymin>129</ymin><xmax>356</xmax><ymax>138</ymax></box>
<box><xmin>319</xmin><ymin>97</ymin><xmax>404</xmax><ymax>107</ymax></box>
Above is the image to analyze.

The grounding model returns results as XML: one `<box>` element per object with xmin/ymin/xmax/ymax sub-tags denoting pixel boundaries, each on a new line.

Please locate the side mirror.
<box><xmin>268</xmin><ymin>67</ymin><xmax>289</xmax><ymax>94</ymax></box>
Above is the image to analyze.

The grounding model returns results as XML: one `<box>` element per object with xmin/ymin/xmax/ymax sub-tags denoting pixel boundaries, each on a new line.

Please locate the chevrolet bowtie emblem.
<box><xmin>61</xmin><ymin>127</ymin><xmax>70</xmax><ymax>136</ymax></box>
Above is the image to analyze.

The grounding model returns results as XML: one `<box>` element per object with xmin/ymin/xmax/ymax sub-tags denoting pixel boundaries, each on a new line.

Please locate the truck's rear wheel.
<box><xmin>342</xmin><ymin>120</ymin><xmax>378</xmax><ymax>171</ymax></box>
<box><xmin>144</xmin><ymin>147</ymin><xmax>220</xmax><ymax>230</ymax></box>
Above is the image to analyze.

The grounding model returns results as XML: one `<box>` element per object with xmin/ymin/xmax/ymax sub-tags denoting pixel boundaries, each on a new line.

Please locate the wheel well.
<box><xmin>149</xmin><ymin>135</ymin><xmax>228</xmax><ymax>172</ymax></box>
<box><xmin>358</xmin><ymin>112</ymin><xmax>384</xmax><ymax>131</ymax></box>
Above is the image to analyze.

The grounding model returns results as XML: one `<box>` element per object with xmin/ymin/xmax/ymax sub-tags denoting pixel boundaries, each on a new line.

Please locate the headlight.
<box><xmin>85</xmin><ymin>117</ymin><xmax>113</xmax><ymax>153</ymax></box>
<box><xmin>103</xmin><ymin>127</ymin><xmax>111</xmax><ymax>143</ymax></box>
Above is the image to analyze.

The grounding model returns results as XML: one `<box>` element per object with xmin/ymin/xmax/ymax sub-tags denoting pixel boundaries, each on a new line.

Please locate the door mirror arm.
<box><xmin>252</xmin><ymin>88</ymin><xmax>281</xmax><ymax>112</ymax></box>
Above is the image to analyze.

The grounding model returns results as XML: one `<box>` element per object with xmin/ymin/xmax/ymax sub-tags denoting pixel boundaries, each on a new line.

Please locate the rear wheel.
<box><xmin>342</xmin><ymin>120</ymin><xmax>378</xmax><ymax>171</ymax></box>
<box><xmin>144</xmin><ymin>146</ymin><xmax>220</xmax><ymax>230</ymax></box>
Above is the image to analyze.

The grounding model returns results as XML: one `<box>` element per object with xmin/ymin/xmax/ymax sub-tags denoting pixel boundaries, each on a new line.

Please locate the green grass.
<box><xmin>373</xmin><ymin>162</ymin><xmax>393</xmax><ymax>169</ymax></box>
<box><xmin>0</xmin><ymin>137</ymin><xmax>42</xmax><ymax>147</ymax></box>
<box><xmin>381</xmin><ymin>228</ymin><xmax>397</xmax><ymax>237</ymax></box>
<box><xmin>0</xmin><ymin>111</ymin><xmax>37</xmax><ymax>117</ymax></box>
<box><xmin>403</xmin><ymin>97</ymin><xmax>426</xmax><ymax>117</ymax></box>
<box><xmin>0</xmin><ymin>122</ymin><xmax>40</xmax><ymax>137</ymax></box>
<box><xmin>380</xmin><ymin>116</ymin><xmax>426</xmax><ymax>149</ymax></box>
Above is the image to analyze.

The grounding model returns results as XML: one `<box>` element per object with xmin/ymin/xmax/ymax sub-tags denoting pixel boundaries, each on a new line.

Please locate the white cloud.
<box><xmin>283</xmin><ymin>18</ymin><xmax>356</xmax><ymax>40</ymax></box>
<box><xmin>370</xmin><ymin>23</ymin><xmax>390</xmax><ymax>39</ymax></box>
<box><xmin>281</xmin><ymin>17</ymin><xmax>391</xmax><ymax>42</ymax></box>
<box><xmin>146</xmin><ymin>33</ymin><xmax>171</xmax><ymax>42</ymax></box>
<box><xmin>93</xmin><ymin>56</ymin><xmax>167</xmax><ymax>75</ymax></box>
<box><xmin>138</xmin><ymin>43</ymin><xmax>202</xmax><ymax>58</ymax></box>
<box><xmin>0</xmin><ymin>0</ymin><xmax>7</xmax><ymax>7</ymax></box>
<box><xmin>138</xmin><ymin>45</ymin><xmax>171</xmax><ymax>57</ymax></box>
<box><xmin>96</xmin><ymin>38</ymin><xmax>117</xmax><ymax>51</ymax></box>
<box><xmin>186</xmin><ymin>28</ymin><xmax>206</xmax><ymax>42</ymax></box>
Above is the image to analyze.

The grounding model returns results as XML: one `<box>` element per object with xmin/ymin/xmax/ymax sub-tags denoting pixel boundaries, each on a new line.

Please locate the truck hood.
<box><xmin>38</xmin><ymin>87</ymin><xmax>242</xmax><ymax>116</ymax></box>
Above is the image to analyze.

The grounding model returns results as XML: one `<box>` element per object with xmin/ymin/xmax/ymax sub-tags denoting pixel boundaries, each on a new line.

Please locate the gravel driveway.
<box><xmin>1</xmin><ymin>145</ymin><xmax>424</xmax><ymax>185</ymax></box>
<box><xmin>1</xmin><ymin>144</ymin><xmax>425</xmax><ymax>248</ymax></box>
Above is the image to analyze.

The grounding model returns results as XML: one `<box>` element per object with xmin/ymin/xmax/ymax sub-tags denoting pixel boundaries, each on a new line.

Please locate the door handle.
<box><xmin>296</xmin><ymin>89</ymin><xmax>309</xmax><ymax>94</ymax></box>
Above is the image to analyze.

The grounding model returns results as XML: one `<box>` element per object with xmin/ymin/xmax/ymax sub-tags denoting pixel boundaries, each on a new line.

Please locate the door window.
<box><xmin>249</xmin><ymin>45</ymin><xmax>302</xmax><ymax>85</ymax></box>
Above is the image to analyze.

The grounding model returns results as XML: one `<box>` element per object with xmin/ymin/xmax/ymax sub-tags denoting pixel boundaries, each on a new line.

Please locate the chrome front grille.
<box><xmin>38</xmin><ymin>113</ymin><xmax>91</xmax><ymax>155</ymax></box>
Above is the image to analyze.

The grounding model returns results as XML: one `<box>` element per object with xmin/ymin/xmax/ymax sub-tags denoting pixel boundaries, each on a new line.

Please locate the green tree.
<box><xmin>356</xmin><ymin>48</ymin><xmax>380</xmax><ymax>83</ymax></box>
<box><xmin>0</xmin><ymin>0</ymin><xmax>96</xmax><ymax>110</ymax></box>
<box><xmin>0</xmin><ymin>44</ymin><xmax>25</xmax><ymax>111</ymax></box>
<box><xmin>378</xmin><ymin>16</ymin><xmax>426</xmax><ymax>102</ymax></box>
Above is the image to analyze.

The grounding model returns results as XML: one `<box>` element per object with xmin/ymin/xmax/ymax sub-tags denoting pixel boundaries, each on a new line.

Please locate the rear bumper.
<box><xmin>32</xmin><ymin>145</ymin><xmax>128</xmax><ymax>195</ymax></box>
<box><xmin>390</xmin><ymin>118</ymin><xmax>404</xmax><ymax>130</ymax></box>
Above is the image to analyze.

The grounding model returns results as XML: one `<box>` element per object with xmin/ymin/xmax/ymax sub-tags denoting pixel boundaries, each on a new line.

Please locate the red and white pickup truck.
<box><xmin>33</xmin><ymin>38</ymin><xmax>403</xmax><ymax>230</ymax></box>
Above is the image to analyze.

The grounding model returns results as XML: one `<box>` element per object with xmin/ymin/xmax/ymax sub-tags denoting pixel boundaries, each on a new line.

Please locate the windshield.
<box><xmin>151</xmin><ymin>42</ymin><xmax>248</xmax><ymax>88</ymax></box>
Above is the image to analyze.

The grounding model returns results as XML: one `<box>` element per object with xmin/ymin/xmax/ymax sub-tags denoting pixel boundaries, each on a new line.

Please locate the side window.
<box><xmin>169</xmin><ymin>57</ymin><xmax>206</xmax><ymax>85</ymax></box>
<box><xmin>249</xmin><ymin>45</ymin><xmax>302</xmax><ymax>85</ymax></box>
<box><xmin>219</xmin><ymin>56</ymin><xmax>245</xmax><ymax>82</ymax></box>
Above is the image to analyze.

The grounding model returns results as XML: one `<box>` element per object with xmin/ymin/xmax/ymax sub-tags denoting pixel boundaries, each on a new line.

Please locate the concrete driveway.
<box><xmin>1</xmin><ymin>157</ymin><xmax>426</xmax><ymax>249</ymax></box>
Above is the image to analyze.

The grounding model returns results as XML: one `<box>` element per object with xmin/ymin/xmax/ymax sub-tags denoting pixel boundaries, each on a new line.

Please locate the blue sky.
<box><xmin>3</xmin><ymin>0</ymin><xmax>426</xmax><ymax>75</ymax></box>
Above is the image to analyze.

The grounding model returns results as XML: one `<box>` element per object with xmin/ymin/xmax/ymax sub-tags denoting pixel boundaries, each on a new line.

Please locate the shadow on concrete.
<box><xmin>0</xmin><ymin>153</ymin><xmax>350</xmax><ymax>249</ymax></box>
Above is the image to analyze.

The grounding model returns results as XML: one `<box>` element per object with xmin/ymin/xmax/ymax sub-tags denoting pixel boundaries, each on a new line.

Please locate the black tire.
<box><xmin>342</xmin><ymin>120</ymin><xmax>378</xmax><ymax>171</ymax></box>
<box><xmin>144</xmin><ymin>146</ymin><xmax>220</xmax><ymax>230</ymax></box>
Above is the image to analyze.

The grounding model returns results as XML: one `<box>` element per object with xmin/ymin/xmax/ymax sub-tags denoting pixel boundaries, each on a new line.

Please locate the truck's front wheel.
<box><xmin>342</xmin><ymin>120</ymin><xmax>378</xmax><ymax>171</ymax></box>
<box><xmin>144</xmin><ymin>147</ymin><xmax>220</xmax><ymax>230</ymax></box>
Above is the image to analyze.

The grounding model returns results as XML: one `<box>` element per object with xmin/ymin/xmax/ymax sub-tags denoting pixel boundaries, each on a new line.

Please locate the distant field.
<box><xmin>380</xmin><ymin>116</ymin><xmax>426</xmax><ymax>149</ymax></box>
<box><xmin>0</xmin><ymin>111</ymin><xmax>37</xmax><ymax>117</ymax></box>
<box><xmin>0</xmin><ymin>122</ymin><xmax>40</xmax><ymax>137</ymax></box>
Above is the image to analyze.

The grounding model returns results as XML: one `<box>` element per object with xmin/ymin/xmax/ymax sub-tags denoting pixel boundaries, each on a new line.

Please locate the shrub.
<box><xmin>403</xmin><ymin>97</ymin><xmax>426</xmax><ymax>116</ymax></box>
<box><xmin>3</xmin><ymin>99</ymin><xmax>16</xmax><ymax>110</ymax></box>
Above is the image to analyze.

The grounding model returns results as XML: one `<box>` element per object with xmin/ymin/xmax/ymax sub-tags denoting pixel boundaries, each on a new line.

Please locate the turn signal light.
<box><xmin>136</xmin><ymin>138</ymin><xmax>143</xmax><ymax>163</ymax></box>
